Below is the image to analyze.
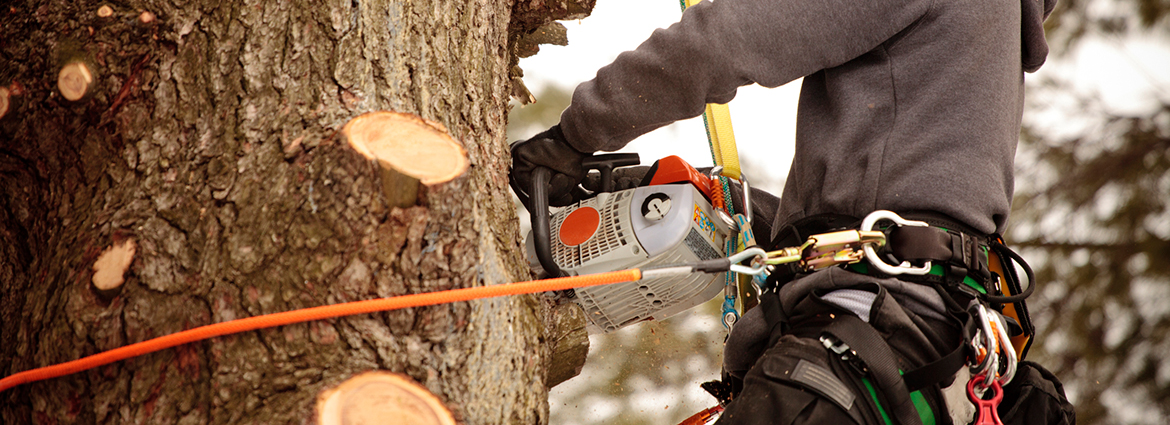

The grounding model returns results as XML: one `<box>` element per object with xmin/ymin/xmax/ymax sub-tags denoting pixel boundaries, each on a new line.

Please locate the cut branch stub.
<box><xmin>0</xmin><ymin>87</ymin><xmax>8</xmax><ymax>119</ymax></box>
<box><xmin>342</xmin><ymin>111</ymin><xmax>469</xmax><ymax>208</ymax></box>
<box><xmin>317</xmin><ymin>371</ymin><xmax>456</xmax><ymax>425</ymax></box>
<box><xmin>57</xmin><ymin>62</ymin><xmax>93</xmax><ymax>101</ymax></box>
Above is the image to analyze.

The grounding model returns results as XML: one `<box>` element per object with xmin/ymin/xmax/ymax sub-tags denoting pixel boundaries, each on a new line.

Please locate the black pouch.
<box><xmin>716</xmin><ymin>334</ymin><xmax>885</xmax><ymax>425</ymax></box>
<box><xmin>999</xmin><ymin>361</ymin><xmax>1076</xmax><ymax>425</ymax></box>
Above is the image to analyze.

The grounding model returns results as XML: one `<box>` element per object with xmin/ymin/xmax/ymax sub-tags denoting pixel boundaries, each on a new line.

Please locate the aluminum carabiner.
<box><xmin>988</xmin><ymin>308</ymin><xmax>1018</xmax><ymax>385</ymax></box>
<box><xmin>860</xmin><ymin>210</ymin><xmax>933</xmax><ymax>275</ymax></box>
<box><xmin>969</xmin><ymin>304</ymin><xmax>1001</xmax><ymax>389</ymax></box>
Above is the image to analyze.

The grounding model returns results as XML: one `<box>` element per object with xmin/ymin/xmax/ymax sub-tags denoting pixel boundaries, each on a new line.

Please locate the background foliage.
<box><xmin>1011</xmin><ymin>0</ymin><xmax>1170</xmax><ymax>423</ymax></box>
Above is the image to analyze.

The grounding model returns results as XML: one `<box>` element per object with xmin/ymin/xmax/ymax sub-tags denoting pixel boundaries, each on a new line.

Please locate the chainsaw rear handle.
<box><xmin>520</xmin><ymin>153</ymin><xmax>641</xmax><ymax>278</ymax></box>
<box><xmin>511</xmin><ymin>153</ymin><xmax>641</xmax><ymax>211</ymax></box>
<box><xmin>581</xmin><ymin>153</ymin><xmax>642</xmax><ymax>193</ymax></box>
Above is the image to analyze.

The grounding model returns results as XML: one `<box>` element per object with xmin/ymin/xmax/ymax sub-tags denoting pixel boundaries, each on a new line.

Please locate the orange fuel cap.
<box><xmin>559</xmin><ymin>207</ymin><xmax>600</xmax><ymax>247</ymax></box>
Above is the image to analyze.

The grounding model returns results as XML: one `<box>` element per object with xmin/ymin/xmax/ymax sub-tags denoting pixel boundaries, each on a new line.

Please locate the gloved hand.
<box><xmin>510</xmin><ymin>125</ymin><xmax>590</xmax><ymax>207</ymax></box>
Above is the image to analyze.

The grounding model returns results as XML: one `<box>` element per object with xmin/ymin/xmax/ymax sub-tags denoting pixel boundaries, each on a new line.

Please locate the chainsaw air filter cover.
<box><xmin>525</xmin><ymin>183</ymin><xmax>728</xmax><ymax>333</ymax></box>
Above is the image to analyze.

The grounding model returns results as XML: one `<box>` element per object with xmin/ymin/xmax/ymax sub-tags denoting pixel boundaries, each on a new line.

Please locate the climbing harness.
<box><xmin>709</xmin><ymin>209</ymin><xmax>1037</xmax><ymax>425</ymax></box>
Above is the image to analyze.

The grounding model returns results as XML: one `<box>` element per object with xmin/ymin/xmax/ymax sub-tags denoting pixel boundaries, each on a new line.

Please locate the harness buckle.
<box><xmin>820</xmin><ymin>334</ymin><xmax>868</xmax><ymax>375</ymax></box>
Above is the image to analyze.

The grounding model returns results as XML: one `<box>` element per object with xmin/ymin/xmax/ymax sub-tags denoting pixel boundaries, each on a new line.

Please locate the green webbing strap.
<box><xmin>845</xmin><ymin>262</ymin><xmax>988</xmax><ymax>295</ymax></box>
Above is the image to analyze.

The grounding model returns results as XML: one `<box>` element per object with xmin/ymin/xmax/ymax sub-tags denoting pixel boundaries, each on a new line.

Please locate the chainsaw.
<box><xmin>513</xmin><ymin>154</ymin><xmax>736</xmax><ymax>334</ymax></box>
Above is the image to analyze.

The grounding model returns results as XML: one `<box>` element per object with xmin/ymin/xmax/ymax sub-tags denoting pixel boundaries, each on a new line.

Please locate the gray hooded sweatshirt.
<box><xmin>560</xmin><ymin>0</ymin><xmax>1057</xmax><ymax>236</ymax></box>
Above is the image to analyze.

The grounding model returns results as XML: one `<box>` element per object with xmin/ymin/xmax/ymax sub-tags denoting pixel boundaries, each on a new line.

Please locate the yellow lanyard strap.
<box><xmin>703</xmin><ymin>103</ymin><xmax>741</xmax><ymax>180</ymax></box>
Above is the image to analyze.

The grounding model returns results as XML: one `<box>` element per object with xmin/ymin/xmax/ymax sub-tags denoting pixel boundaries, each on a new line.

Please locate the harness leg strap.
<box><xmin>823</xmin><ymin>315</ymin><xmax>924</xmax><ymax>425</ymax></box>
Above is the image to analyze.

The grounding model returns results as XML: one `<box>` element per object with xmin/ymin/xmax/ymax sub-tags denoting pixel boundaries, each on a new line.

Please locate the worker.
<box><xmin>510</xmin><ymin>0</ymin><xmax>1075</xmax><ymax>423</ymax></box>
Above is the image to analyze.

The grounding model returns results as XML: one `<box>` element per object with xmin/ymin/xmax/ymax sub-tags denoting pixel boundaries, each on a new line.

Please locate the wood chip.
<box><xmin>0</xmin><ymin>87</ymin><xmax>9</xmax><ymax>119</ymax></box>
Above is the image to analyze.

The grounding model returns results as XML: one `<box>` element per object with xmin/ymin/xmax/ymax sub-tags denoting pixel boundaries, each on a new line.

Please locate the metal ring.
<box><xmin>739</xmin><ymin>172</ymin><xmax>752</xmax><ymax>225</ymax></box>
<box><xmin>723</xmin><ymin>311</ymin><xmax>739</xmax><ymax>328</ymax></box>
<box><xmin>708</xmin><ymin>166</ymin><xmax>725</xmax><ymax>180</ymax></box>
<box><xmin>716</xmin><ymin>209</ymin><xmax>738</xmax><ymax>232</ymax></box>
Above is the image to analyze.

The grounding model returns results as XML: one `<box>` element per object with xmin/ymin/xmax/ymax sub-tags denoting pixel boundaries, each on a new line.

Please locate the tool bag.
<box><xmin>717</xmin><ymin>272</ymin><xmax>963</xmax><ymax>425</ymax></box>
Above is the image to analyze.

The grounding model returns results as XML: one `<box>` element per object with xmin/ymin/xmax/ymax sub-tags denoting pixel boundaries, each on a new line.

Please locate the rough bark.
<box><xmin>0</xmin><ymin>0</ymin><xmax>587</xmax><ymax>423</ymax></box>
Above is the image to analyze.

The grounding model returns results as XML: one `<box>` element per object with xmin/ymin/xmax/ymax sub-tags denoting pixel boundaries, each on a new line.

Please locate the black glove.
<box><xmin>510</xmin><ymin>125</ymin><xmax>590</xmax><ymax>207</ymax></box>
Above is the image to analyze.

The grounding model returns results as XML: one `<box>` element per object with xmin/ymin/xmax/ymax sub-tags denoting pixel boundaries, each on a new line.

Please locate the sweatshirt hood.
<box><xmin>1022</xmin><ymin>0</ymin><xmax>1058</xmax><ymax>72</ymax></box>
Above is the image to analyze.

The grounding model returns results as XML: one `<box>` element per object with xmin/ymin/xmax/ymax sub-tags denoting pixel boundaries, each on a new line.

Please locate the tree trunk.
<box><xmin>0</xmin><ymin>0</ymin><xmax>584</xmax><ymax>423</ymax></box>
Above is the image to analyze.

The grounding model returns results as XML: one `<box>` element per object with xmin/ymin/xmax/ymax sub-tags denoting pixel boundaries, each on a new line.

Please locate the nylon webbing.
<box><xmin>824</xmin><ymin>315</ymin><xmax>924</xmax><ymax>425</ymax></box>
<box><xmin>703</xmin><ymin>104</ymin><xmax>741</xmax><ymax>180</ymax></box>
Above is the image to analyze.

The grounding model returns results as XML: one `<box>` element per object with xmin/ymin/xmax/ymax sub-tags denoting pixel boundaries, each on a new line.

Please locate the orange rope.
<box><xmin>0</xmin><ymin>269</ymin><xmax>641</xmax><ymax>393</ymax></box>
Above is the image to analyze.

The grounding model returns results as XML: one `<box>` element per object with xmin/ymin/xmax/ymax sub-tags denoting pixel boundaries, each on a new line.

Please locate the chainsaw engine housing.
<box><xmin>526</xmin><ymin>182</ymin><xmax>728</xmax><ymax>333</ymax></box>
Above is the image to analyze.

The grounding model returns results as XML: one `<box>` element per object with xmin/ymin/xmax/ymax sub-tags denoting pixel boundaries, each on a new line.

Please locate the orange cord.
<box><xmin>0</xmin><ymin>269</ymin><xmax>641</xmax><ymax>393</ymax></box>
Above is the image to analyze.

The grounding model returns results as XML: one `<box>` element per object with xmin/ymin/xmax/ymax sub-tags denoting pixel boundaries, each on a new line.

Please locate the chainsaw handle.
<box><xmin>511</xmin><ymin>153</ymin><xmax>641</xmax><ymax>211</ymax></box>
<box><xmin>521</xmin><ymin>153</ymin><xmax>641</xmax><ymax>278</ymax></box>
<box><xmin>581</xmin><ymin>153</ymin><xmax>641</xmax><ymax>193</ymax></box>
<box><xmin>529</xmin><ymin>167</ymin><xmax>566</xmax><ymax>277</ymax></box>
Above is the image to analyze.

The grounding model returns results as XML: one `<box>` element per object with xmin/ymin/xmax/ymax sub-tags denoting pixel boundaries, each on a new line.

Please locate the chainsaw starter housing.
<box><xmin>525</xmin><ymin>178</ymin><xmax>730</xmax><ymax>333</ymax></box>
